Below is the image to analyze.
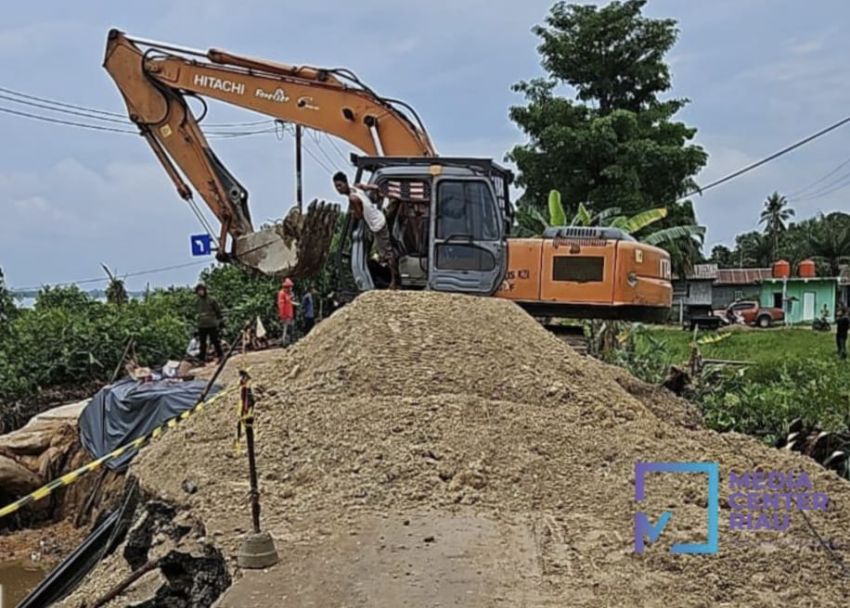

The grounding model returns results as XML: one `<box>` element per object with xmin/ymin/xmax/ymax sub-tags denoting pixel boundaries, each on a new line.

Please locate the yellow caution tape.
<box><xmin>696</xmin><ymin>333</ymin><xmax>731</xmax><ymax>346</ymax></box>
<box><xmin>0</xmin><ymin>378</ymin><xmax>243</xmax><ymax>520</ymax></box>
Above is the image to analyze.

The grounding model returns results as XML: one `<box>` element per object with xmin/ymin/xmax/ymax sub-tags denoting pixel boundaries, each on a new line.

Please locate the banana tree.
<box><xmin>515</xmin><ymin>189</ymin><xmax>705</xmax><ymax>275</ymax></box>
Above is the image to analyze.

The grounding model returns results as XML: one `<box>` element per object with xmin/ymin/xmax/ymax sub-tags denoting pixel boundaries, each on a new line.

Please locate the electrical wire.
<box><xmin>307</xmin><ymin>128</ymin><xmax>340</xmax><ymax>169</ymax></box>
<box><xmin>0</xmin><ymin>105</ymin><xmax>139</xmax><ymax>134</ymax></box>
<box><xmin>324</xmin><ymin>132</ymin><xmax>350</xmax><ymax>165</ymax></box>
<box><xmin>301</xmin><ymin>141</ymin><xmax>333</xmax><ymax>174</ymax></box>
<box><xmin>0</xmin><ymin>85</ymin><xmax>126</xmax><ymax>117</ymax></box>
<box><xmin>0</xmin><ymin>104</ymin><xmax>277</xmax><ymax>139</ymax></box>
<box><xmin>0</xmin><ymin>85</ymin><xmax>276</xmax><ymax>129</ymax></box>
<box><xmin>791</xmin><ymin>171</ymin><xmax>850</xmax><ymax>202</ymax></box>
<box><xmin>11</xmin><ymin>261</ymin><xmax>211</xmax><ymax>292</ymax></box>
<box><xmin>684</xmin><ymin>114</ymin><xmax>850</xmax><ymax>200</ymax></box>
<box><xmin>277</xmin><ymin>123</ymin><xmax>333</xmax><ymax>174</ymax></box>
<box><xmin>0</xmin><ymin>92</ymin><xmax>131</xmax><ymax>124</ymax></box>
<box><xmin>786</xmin><ymin>154</ymin><xmax>850</xmax><ymax>199</ymax></box>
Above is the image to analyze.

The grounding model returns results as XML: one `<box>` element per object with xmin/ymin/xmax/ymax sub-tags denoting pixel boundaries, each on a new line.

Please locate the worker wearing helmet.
<box><xmin>195</xmin><ymin>282</ymin><xmax>224</xmax><ymax>364</ymax></box>
<box><xmin>277</xmin><ymin>278</ymin><xmax>296</xmax><ymax>346</ymax></box>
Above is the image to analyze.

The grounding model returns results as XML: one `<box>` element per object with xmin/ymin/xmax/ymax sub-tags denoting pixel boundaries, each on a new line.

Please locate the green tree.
<box><xmin>35</xmin><ymin>285</ymin><xmax>93</xmax><ymax>312</ymax></box>
<box><xmin>734</xmin><ymin>231</ymin><xmax>773</xmax><ymax>268</ymax></box>
<box><xmin>523</xmin><ymin>189</ymin><xmax>705</xmax><ymax>276</ymax></box>
<box><xmin>709</xmin><ymin>245</ymin><xmax>734</xmax><ymax>267</ymax></box>
<box><xmin>508</xmin><ymin>0</ymin><xmax>707</xmax><ymax>218</ymax></box>
<box><xmin>0</xmin><ymin>268</ymin><xmax>17</xmax><ymax>332</ymax></box>
<box><xmin>806</xmin><ymin>212</ymin><xmax>850</xmax><ymax>277</ymax></box>
<box><xmin>759</xmin><ymin>192</ymin><xmax>794</xmax><ymax>259</ymax></box>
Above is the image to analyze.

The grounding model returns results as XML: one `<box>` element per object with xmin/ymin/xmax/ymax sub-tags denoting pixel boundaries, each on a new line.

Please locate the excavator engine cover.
<box><xmin>235</xmin><ymin>199</ymin><xmax>340</xmax><ymax>278</ymax></box>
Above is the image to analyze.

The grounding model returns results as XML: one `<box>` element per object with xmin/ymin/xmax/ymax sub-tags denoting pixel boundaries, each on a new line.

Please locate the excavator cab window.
<box><xmin>428</xmin><ymin>177</ymin><xmax>507</xmax><ymax>294</ymax></box>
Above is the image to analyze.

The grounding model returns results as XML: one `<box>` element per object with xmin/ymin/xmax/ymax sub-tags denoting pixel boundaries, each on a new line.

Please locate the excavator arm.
<box><xmin>103</xmin><ymin>29</ymin><xmax>436</xmax><ymax>276</ymax></box>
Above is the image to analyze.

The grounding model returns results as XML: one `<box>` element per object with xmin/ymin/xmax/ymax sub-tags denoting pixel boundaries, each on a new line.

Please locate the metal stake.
<box><xmin>236</xmin><ymin>369</ymin><xmax>279</xmax><ymax>568</ymax></box>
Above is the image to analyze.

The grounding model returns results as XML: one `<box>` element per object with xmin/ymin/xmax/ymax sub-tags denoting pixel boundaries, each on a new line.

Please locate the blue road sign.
<box><xmin>191</xmin><ymin>234</ymin><xmax>213</xmax><ymax>256</ymax></box>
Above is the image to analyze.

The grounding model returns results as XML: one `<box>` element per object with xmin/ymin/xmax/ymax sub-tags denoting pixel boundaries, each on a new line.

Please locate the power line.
<box><xmin>792</xmin><ymin>172</ymin><xmax>850</xmax><ymax>202</ymax></box>
<box><xmin>0</xmin><ymin>105</ymin><xmax>278</xmax><ymax>139</ymax></box>
<box><xmin>307</xmin><ymin>128</ymin><xmax>340</xmax><ymax>169</ymax></box>
<box><xmin>684</xmin><ymin>114</ymin><xmax>850</xmax><ymax>200</ymax></box>
<box><xmin>787</xmin><ymin>154</ymin><xmax>850</xmax><ymax>198</ymax></box>
<box><xmin>324</xmin><ymin>132</ymin><xmax>350</xmax><ymax>165</ymax></box>
<box><xmin>0</xmin><ymin>85</ymin><xmax>276</xmax><ymax>129</ymax></box>
<box><xmin>0</xmin><ymin>92</ymin><xmax>131</xmax><ymax>124</ymax></box>
<box><xmin>0</xmin><ymin>105</ymin><xmax>139</xmax><ymax>134</ymax></box>
<box><xmin>11</xmin><ymin>261</ymin><xmax>211</xmax><ymax>292</ymax></box>
<box><xmin>0</xmin><ymin>85</ymin><xmax>125</xmax><ymax>118</ymax></box>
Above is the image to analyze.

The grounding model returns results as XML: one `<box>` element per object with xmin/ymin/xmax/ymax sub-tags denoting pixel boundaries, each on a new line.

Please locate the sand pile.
<box><xmin>63</xmin><ymin>291</ymin><xmax>850</xmax><ymax>607</ymax></box>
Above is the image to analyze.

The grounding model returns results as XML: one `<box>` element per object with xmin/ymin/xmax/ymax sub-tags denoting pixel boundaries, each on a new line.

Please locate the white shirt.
<box><xmin>351</xmin><ymin>187</ymin><xmax>386</xmax><ymax>232</ymax></box>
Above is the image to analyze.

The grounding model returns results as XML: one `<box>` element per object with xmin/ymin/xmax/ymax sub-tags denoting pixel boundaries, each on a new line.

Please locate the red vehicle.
<box><xmin>721</xmin><ymin>300</ymin><xmax>785</xmax><ymax>328</ymax></box>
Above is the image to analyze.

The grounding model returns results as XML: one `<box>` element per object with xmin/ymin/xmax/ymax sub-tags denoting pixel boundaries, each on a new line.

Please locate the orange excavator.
<box><xmin>104</xmin><ymin>30</ymin><xmax>672</xmax><ymax>321</ymax></box>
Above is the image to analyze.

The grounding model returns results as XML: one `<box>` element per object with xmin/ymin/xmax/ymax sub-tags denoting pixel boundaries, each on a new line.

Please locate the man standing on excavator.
<box><xmin>333</xmin><ymin>172</ymin><xmax>398</xmax><ymax>289</ymax></box>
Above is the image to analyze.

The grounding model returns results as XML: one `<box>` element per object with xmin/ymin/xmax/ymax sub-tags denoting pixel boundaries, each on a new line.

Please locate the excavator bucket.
<box><xmin>234</xmin><ymin>199</ymin><xmax>340</xmax><ymax>278</ymax></box>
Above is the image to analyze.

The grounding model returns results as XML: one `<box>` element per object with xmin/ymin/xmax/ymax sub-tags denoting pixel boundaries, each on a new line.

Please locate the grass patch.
<box><xmin>613</xmin><ymin>325</ymin><xmax>850</xmax><ymax>448</ymax></box>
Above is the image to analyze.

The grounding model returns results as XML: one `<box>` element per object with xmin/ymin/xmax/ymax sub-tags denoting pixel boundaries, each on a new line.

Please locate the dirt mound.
<box><xmin>63</xmin><ymin>291</ymin><xmax>850</xmax><ymax>607</ymax></box>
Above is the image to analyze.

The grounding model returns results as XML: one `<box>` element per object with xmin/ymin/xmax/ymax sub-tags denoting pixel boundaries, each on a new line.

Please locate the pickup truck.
<box><xmin>720</xmin><ymin>300</ymin><xmax>785</xmax><ymax>328</ymax></box>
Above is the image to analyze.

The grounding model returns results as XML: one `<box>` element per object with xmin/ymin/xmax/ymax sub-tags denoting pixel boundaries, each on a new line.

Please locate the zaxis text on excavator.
<box><xmin>104</xmin><ymin>30</ymin><xmax>672</xmax><ymax>321</ymax></box>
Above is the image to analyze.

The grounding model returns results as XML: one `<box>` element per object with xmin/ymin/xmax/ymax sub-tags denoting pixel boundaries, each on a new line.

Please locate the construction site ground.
<box><xmin>27</xmin><ymin>291</ymin><xmax>850</xmax><ymax>606</ymax></box>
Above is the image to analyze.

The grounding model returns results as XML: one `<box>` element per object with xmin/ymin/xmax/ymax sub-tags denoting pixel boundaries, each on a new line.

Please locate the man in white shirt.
<box><xmin>333</xmin><ymin>171</ymin><xmax>398</xmax><ymax>288</ymax></box>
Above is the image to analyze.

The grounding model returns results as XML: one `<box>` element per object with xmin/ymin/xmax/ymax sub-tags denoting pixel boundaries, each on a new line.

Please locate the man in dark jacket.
<box><xmin>837</xmin><ymin>306</ymin><xmax>849</xmax><ymax>360</ymax></box>
<box><xmin>195</xmin><ymin>283</ymin><xmax>224</xmax><ymax>364</ymax></box>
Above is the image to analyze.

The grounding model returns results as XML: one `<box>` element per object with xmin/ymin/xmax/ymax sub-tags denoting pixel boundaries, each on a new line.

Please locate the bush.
<box><xmin>698</xmin><ymin>358</ymin><xmax>850</xmax><ymax>443</ymax></box>
<box><xmin>0</xmin><ymin>262</ymin><xmax>326</xmax><ymax>416</ymax></box>
<box><xmin>201</xmin><ymin>265</ymin><xmax>283</xmax><ymax>338</ymax></box>
<box><xmin>612</xmin><ymin>328</ymin><xmax>850</xmax><ymax>448</ymax></box>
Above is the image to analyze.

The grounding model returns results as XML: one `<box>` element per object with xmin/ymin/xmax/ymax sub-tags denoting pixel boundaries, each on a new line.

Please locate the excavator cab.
<box><xmin>343</xmin><ymin>156</ymin><xmax>513</xmax><ymax>296</ymax></box>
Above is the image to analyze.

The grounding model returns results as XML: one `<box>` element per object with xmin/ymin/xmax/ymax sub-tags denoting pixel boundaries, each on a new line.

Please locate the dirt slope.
<box><xmin>63</xmin><ymin>291</ymin><xmax>850</xmax><ymax>607</ymax></box>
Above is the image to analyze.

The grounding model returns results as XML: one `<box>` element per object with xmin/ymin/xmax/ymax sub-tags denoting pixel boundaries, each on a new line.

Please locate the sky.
<box><xmin>1</xmin><ymin>0</ymin><xmax>849</xmax><ymax>291</ymax></box>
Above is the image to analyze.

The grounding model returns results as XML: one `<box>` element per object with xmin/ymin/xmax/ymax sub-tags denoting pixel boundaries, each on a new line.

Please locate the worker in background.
<box><xmin>277</xmin><ymin>278</ymin><xmax>295</xmax><ymax>346</ymax></box>
<box><xmin>837</xmin><ymin>306</ymin><xmax>849</xmax><ymax>360</ymax></box>
<box><xmin>186</xmin><ymin>331</ymin><xmax>200</xmax><ymax>361</ymax></box>
<box><xmin>302</xmin><ymin>286</ymin><xmax>316</xmax><ymax>335</ymax></box>
<box><xmin>195</xmin><ymin>283</ymin><xmax>224</xmax><ymax>364</ymax></box>
<box><xmin>333</xmin><ymin>171</ymin><xmax>398</xmax><ymax>289</ymax></box>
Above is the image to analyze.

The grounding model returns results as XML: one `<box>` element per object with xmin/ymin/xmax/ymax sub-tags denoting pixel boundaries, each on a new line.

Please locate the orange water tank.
<box><xmin>772</xmin><ymin>259</ymin><xmax>790</xmax><ymax>278</ymax></box>
<box><xmin>798</xmin><ymin>259</ymin><xmax>816</xmax><ymax>278</ymax></box>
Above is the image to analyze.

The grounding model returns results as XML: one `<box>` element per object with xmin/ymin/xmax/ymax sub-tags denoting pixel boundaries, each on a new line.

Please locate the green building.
<box><xmin>759</xmin><ymin>277</ymin><xmax>839</xmax><ymax>324</ymax></box>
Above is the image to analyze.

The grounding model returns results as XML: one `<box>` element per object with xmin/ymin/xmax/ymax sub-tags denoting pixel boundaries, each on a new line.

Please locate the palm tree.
<box><xmin>806</xmin><ymin>213</ymin><xmax>850</xmax><ymax>276</ymax></box>
<box><xmin>759</xmin><ymin>192</ymin><xmax>794</xmax><ymax>259</ymax></box>
<box><xmin>101</xmin><ymin>264</ymin><xmax>128</xmax><ymax>306</ymax></box>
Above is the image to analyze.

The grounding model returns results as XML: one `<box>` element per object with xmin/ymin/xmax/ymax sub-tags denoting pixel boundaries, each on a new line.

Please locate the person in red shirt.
<box><xmin>277</xmin><ymin>278</ymin><xmax>295</xmax><ymax>346</ymax></box>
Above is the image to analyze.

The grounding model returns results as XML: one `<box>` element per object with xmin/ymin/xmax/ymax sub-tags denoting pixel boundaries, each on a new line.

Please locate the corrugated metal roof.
<box><xmin>691</xmin><ymin>263</ymin><xmax>718</xmax><ymax>280</ymax></box>
<box><xmin>714</xmin><ymin>268</ymin><xmax>773</xmax><ymax>285</ymax></box>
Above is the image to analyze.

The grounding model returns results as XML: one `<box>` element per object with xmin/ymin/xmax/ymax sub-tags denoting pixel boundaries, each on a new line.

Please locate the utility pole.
<box><xmin>295</xmin><ymin>124</ymin><xmax>303</xmax><ymax>214</ymax></box>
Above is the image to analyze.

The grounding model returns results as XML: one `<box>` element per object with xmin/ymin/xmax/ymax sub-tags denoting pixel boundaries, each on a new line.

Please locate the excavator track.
<box><xmin>542</xmin><ymin>323</ymin><xmax>588</xmax><ymax>356</ymax></box>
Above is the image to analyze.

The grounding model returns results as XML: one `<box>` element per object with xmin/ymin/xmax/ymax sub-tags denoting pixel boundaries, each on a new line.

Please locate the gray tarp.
<box><xmin>79</xmin><ymin>377</ymin><xmax>221</xmax><ymax>471</ymax></box>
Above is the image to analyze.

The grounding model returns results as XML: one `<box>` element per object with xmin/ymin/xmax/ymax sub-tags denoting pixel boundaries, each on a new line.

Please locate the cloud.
<box><xmin>0</xmin><ymin>158</ymin><xmax>202</xmax><ymax>287</ymax></box>
<box><xmin>391</xmin><ymin>36</ymin><xmax>420</xmax><ymax>55</ymax></box>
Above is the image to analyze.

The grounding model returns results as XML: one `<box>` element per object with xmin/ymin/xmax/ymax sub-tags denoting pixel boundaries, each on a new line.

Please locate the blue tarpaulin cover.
<box><xmin>79</xmin><ymin>377</ymin><xmax>221</xmax><ymax>470</ymax></box>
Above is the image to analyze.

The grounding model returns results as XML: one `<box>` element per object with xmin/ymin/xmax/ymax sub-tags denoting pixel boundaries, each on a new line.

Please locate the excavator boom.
<box><xmin>103</xmin><ymin>30</ymin><xmax>435</xmax><ymax>276</ymax></box>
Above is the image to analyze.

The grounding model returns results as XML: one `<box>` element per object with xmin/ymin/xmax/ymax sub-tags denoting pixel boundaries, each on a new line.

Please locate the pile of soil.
<box><xmin>63</xmin><ymin>291</ymin><xmax>850</xmax><ymax>607</ymax></box>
